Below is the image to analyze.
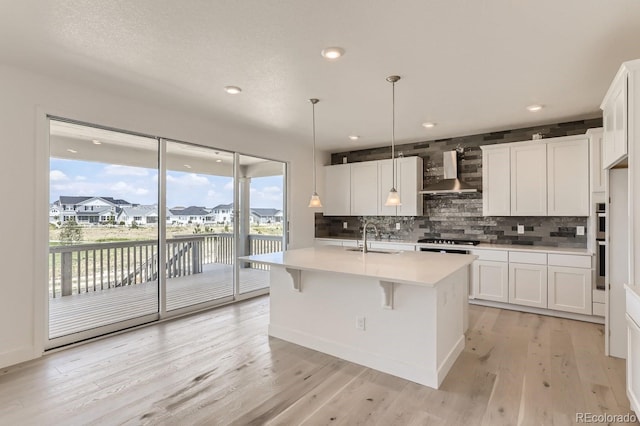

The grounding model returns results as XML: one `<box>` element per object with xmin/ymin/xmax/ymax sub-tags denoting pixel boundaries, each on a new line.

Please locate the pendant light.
<box><xmin>308</xmin><ymin>98</ymin><xmax>322</xmax><ymax>208</ymax></box>
<box><xmin>385</xmin><ymin>75</ymin><xmax>402</xmax><ymax>206</ymax></box>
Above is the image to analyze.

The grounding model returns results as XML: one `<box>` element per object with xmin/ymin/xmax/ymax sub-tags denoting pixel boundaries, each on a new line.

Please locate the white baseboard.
<box><xmin>469</xmin><ymin>299</ymin><xmax>605</xmax><ymax>324</ymax></box>
<box><xmin>0</xmin><ymin>347</ymin><xmax>39</xmax><ymax>370</ymax></box>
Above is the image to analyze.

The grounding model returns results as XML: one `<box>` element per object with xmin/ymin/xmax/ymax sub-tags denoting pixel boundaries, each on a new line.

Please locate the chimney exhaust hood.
<box><xmin>419</xmin><ymin>151</ymin><xmax>479</xmax><ymax>195</ymax></box>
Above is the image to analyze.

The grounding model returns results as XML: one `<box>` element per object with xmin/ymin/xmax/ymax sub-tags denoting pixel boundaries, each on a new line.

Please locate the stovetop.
<box><xmin>417</xmin><ymin>238</ymin><xmax>480</xmax><ymax>246</ymax></box>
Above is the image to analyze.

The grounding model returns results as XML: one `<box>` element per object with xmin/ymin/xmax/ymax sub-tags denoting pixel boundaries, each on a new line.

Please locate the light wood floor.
<box><xmin>3</xmin><ymin>297</ymin><xmax>637</xmax><ymax>425</ymax></box>
<box><xmin>49</xmin><ymin>264</ymin><xmax>269</xmax><ymax>338</ymax></box>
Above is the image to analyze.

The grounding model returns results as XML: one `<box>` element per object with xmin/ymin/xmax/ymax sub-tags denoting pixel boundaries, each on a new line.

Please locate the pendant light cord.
<box><xmin>391</xmin><ymin>80</ymin><xmax>396</xmax><ymax>189</ymax></box>
<box><xmin>312</xmin><ymin>100</ymin><xmax>317</xmax><ymax>193</ymax></box>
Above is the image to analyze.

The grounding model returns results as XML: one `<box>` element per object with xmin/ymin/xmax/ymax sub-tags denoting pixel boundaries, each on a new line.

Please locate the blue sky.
<box><xmin>50</xmin><ymin>159</ymin><xmax>284</xmax><ymax>208</ymax></box>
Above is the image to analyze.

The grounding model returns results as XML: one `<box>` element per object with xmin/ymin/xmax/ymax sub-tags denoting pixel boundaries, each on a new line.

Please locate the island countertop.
<box><xmin>240</xmin><ymin>245</ymin><xmax>477</xmax><ymax>287</ymax></box>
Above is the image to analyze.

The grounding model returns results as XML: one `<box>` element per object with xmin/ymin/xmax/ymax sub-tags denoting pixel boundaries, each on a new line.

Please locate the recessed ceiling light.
<box><xmin>92</xmin><ymin>139</ymin><xmax>101</xmax><ymax>145</ymax></box>
<box><xmin>66</xmin><ymin>149</ymin><xmax>77</xmax><ymax>154</ymax></box>
<box><xmin>321</xmin><ymin>47</ymin><xmax>345</xmax><ymax>60</ymax></box>
<box><xmin>224</xmin><ymin>86</ymin><xmax>242</xmax><ymax>94</ymax></box>
<box><xmin>184</xmin><ymin>164</ymin><xmax>192</xmax><ymax>169</ymax></box>
<box><xmin>422</xmin><ymin>122</ymin><xmax>436</xmax><ymax>128</ymax></box>
<box><xmin>526</xmin><ymin>104</ymin><xmax>543</xmax><ymax>112</ymax></box>
<box><xmin>348</xmin><ymin>135</ymin><xmax>359</xmax><ymax>141</ymax></box>
<box><xmin>215</xmin><ymin>159</ymin><xmax>222</xmax><ymax>163</ymax></box>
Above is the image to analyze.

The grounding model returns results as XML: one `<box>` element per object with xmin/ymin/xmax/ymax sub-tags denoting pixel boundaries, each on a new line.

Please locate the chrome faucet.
<box><xmin>361</xmin><ymin>221</ymin><xmax>379</xmax><ymax>253</ymax></box>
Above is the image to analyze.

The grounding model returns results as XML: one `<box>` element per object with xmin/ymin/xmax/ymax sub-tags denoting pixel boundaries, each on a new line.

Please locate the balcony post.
<box><xmin>239</xmin><ymin>176</ymin><xmax>251</xmax><ymax>269</ymax></box>
<box><xmin>61</xmin><ymin>251</ymin><xmax>72</xmax><ymax>297</ymax></box>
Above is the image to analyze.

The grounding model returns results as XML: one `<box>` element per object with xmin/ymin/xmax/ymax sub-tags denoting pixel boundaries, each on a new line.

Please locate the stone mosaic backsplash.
<box><xmin>316</xmin><ymin>118</ymin><xmax>599</xmax><ymax>247</ymax></box>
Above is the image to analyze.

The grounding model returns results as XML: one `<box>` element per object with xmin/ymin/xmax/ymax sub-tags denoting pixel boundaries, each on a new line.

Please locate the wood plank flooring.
<box><xmin>2</xmin><ymin>297</ymin><xmax>637</xmax><ymax>425</ymax></box>
<box><xmin>49</xmin><ymin>264</ymin><xmax>268</xmax><ymax>338</ymax></box>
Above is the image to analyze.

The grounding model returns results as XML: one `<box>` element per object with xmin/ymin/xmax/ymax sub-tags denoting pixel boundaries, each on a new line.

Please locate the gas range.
<box><xmin>417</xmin><ymin>238</ymin><xmax>480</xmax><ymax>246</ymax></box>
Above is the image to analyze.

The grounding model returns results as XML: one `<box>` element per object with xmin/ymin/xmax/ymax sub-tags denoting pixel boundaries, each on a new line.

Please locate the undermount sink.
<box><xmin>345</xmin><ymin>248</ymin><xmax>401</xmax><ymax>255</ymax></box>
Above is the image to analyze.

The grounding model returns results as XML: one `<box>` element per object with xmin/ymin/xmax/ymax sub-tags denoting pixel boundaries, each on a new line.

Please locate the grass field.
<box><xmin>49</xmin><ymin>223</ymin><xmax>283</xmax><ymax>244</ymax></box>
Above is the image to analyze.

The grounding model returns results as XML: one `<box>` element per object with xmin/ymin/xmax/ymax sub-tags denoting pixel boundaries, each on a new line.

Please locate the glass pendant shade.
<box><xmin>308</xmin><ymin>192</ymin><xmax>322</xmax><ymax>208</ymax></box>
<box><xmin>385</xmin><ymin>188</ymin><xmax>401</xmax><ymax>206</ymax></box>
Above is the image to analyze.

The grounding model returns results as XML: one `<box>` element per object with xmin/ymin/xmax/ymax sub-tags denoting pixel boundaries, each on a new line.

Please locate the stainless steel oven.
<box><xmin>596</xmin><ymin>202</ymin><xmax>606</xmax><ymax>240</ymax></box>
<box><xmin>596</xmin><ymin>240</ymin><xmax>606</xmax><ymax>290</ymax></box>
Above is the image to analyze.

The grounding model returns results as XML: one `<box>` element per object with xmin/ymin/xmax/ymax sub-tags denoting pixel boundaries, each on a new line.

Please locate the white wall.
<box><xmin>0</xmin><ymin>63</ymin><xmax>321</xmax><ymax>368</ymax></box>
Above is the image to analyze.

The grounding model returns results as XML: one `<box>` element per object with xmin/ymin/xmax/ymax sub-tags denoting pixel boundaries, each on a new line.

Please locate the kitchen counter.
<box><xmin>241</xmin><ymin>246</ymin><xmax>475</xmax><ymax>389</ymax></box>
<box><xmin>242</xmin><ymin>245</ymin><xmax>476</xmax><ymax>287</ymax></box>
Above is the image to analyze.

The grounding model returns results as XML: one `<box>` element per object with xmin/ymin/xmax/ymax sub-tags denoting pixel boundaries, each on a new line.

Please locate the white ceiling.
<box><xmin>2</xmin><ymin>0</ymin><xmax>640</xmax><ymax>152</ymax></box>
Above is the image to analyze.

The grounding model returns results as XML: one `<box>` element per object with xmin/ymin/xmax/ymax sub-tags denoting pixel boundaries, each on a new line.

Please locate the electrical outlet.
<box><xmin>576</xmin><ymin>226</ymin><xmax>585</xmax><ymax>236</ymax></box>
<box><xmin>343</xmin><ymin>222</ymin><xmax>348</xmax><ymax>229</ymax></box>
<box><xmin>356</xmin><ymin>316</ymin><xmax>366</xmax><ymax>331</ymax></box>
<box><xmin>342</xmin><ymin>156</ymin><xmax>348</xmax><ymax>164</ymax></box>
<box><xmin>517</xmin><ymin>224</ymin><xmax>524</xmax><ymax>234</ymax></box>
<box><xmin>395</xmin><ymin>222</ymin><xmax>401</xmax><ymax>230</ymax></box>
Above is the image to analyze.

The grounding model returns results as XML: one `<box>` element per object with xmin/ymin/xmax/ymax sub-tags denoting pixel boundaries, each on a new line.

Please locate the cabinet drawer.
<box><xmin>548</xmin><ymin>253</ymin><xmax>592</xmax><ymax>268</ymax></box>
<box><xmin>509</xmin><ymin>251</ymin><xmax>547</xmax><ymax>265</ymax></box>
<box><xmin>470</xmin><ymin>249</ymin><xmax>508</xmax><ymax>262</ymax></box>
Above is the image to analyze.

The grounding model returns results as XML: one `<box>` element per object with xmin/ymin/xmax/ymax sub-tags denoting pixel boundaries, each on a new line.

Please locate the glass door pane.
<box><xmin>237</xmin><ymin>154</ymin><xmax>286</xmax><ymax>294</ymax></box>
<box><xmin>165</xmin><ymin>141</ymin><xmax>235</xmax><ymax>311</ymax></box>
<box><xmin>48</xmin><ymin>120</ymin><xmax>159</xmax><ymax>343</ymax></box>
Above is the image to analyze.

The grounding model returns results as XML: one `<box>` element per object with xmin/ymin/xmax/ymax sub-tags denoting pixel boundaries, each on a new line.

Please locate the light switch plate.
<box><xmin>576</xmin><ymin>226</ymin><xmax>585</xmax><ymax>236</ymax></box>
<box><xmin>395</xmin><ymin>222</ymin><xmax>401</xmax><ymax>230</ymax></box>
<box><xmin>517</xmin><ymin>224</ymin><xmax>524</xmax><ymax>234</ymax></box>
<box><xmin>343</xmin><ymin>222</ymin><xmax>348</xmax><ymax>229</ymax></box>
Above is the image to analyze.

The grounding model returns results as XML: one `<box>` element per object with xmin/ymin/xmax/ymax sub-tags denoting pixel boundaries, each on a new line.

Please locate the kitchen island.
<box><xmin>241</xmin><ymin>246</ymin><xmax>476</xmax><ymax>389</ymax></box>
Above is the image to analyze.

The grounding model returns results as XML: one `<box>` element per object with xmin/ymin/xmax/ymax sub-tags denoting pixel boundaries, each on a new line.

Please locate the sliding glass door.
<box><xmin>236</xmin><ymin>154</ymin><xmax>286</xmax><ymax>295</ymax></box>
<box><xmin>165</xmin><ymin>141</ymin><xmax>235</xmax><ymax>311</ymax></box>
<box><xmin>47</xmin><ymin>118</ymin><xmax>287</xmax><ymax>348</ymax></box>
<box><xmin>48</xmin><ymin>120</ymin><xmax>159</xmax><ymax>345</ymax></box>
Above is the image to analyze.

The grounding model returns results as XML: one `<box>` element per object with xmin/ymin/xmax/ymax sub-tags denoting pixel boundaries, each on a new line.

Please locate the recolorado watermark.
<box><xmin>576</xmin><ymin>412</ymin><xmax>637</xmax><ymax>423</ymax></box>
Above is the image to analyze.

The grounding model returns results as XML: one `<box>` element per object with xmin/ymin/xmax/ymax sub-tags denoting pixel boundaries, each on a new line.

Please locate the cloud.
<box><xmin>110</xmin><ymin>181</ymin><xmax>150</xmax><ymax>196</ymax></box>
<box><xmin>263</xmin><ymin>186</ymin><xmax>282</xmax><ymax>194</ymax></box>
<box><xmin>75</xmin><ymin>176</ymin><xmax>87</xmax><ymax>181</ymax></box>
<box><xmin>224</xmin><ymin>180</ymin><xmax>234</xmax><ymax>191</ymax></box>
<box><xmin>167</xmin><ymin>173</ymin><xmax>210</xmax><ymax>186</ymax></box>
<box><xmin>104</xmin><ymin>165</ymin><xmax>150</xmax><ymax>176</ymax></box>
<box><xmin>50</xmin><ymin>170</ymin><xmax>69</xmax><ymax>181</ymax></box>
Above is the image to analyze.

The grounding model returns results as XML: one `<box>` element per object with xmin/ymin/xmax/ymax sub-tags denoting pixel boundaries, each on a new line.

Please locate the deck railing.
<box><xmin>48</xmin><ymin>233</ymin><xmax>282</xmax><ymax>297</ymax></box>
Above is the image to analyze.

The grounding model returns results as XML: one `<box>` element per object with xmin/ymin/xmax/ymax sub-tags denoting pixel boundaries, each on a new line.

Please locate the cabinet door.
<box><xmin>548</xmin><ymin>266</ymin><xmax>592</xmax><ymax>315</ymax></box>
<box><xmin>350</xmin><ymin>162</ymin><xmax>379</xmax><ymax>216</ymax></box>
<box><xmin>510</xmin><ymin>144</ymin><xmax>547</xmax><ymax>216</ymax></box>
<box><xmin>323</xmin><ymin>164</ymin><xmax>351</xmax><ymax>216</ymax></box>
<box><xmin>377</xmin><ymin>159</ymin><xmax>396</xmax><ymax>216</ymax></box>
<box><xmin>547</xmin><ymin>138</ymin><xmax>589</xmax><ymax>216</ymax></box>
<box><xmin>397</xmin><ymin>156</ymin><xmax>423</xmax><ymax>216</ymax></box>
<box><xmin>472</xmin><ymin>260</ymin><xmax>509</xmax><ymax>302</ymax></box>
<box><xmin>508</xmin><ymin>263</ymin><xmax>547</xmax><ymax>308</ymax></box>
<box><xmin>587</xmin><ymin>128</ymin><xmax>606</xmax><ymax>193</ymax></box>
<box><xmin>602</xmin><ymin>75</ymin><xmax>628</xmax><ymax>168</ymax></box>
<box><xmin>482</xmin><ymin>147</ymin><xmax>511</xmax><ymax>216</ymax></box>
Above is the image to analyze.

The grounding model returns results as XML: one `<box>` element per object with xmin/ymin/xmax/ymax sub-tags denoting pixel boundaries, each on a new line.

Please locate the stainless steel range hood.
<box><xmin>419</xmin><ymin>151</ymin><xmax>479</xmax><ymax>195</ymax></box>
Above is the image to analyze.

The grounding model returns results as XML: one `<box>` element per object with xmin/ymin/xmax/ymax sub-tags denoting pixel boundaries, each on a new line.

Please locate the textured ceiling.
<box><xmin>2</xmin><ymin>0</ymin><xmax>640</xmax><ymax>152</ymax></box>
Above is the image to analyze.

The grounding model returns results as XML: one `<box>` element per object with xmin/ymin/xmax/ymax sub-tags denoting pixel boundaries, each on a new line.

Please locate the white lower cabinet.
<box><xmin>508</xmin><ymin>263</ymin><xmax>548</xmax><ymax>308</ymax></box>
<box><xmin>548</xmin><ymin>266</ymin><xmax>592</xmax><ymax>315</ymax></box>
<box><xmin>473</xmin><ymin>260</ymin><xmax>509</xmax><ymax>302</ymax></box>
<box><xmin>628</xmin><ymin>313</ymin><xmax>640</xmax><ymax>415</ymax></box>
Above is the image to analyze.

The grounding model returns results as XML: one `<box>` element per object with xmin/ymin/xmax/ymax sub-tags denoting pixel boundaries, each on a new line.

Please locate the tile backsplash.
<box><xmin>315</xmin><ymin>118</ymin><xmax>600</xmax><ymax>247</ymax></box>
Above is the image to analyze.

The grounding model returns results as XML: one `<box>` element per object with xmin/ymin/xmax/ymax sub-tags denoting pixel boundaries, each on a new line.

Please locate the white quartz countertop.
<box><xmin>240</xmin><ymin>246</ymin><xmax>477</xmax><ymax>287</ymax></box>
<box><xmin>314</xmin><ymin>238</ymin><xmax>592</xmax><ymax>256</ymax></box>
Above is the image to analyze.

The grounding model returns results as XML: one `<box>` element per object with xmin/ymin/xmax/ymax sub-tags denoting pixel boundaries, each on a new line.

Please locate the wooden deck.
<box><xmin>49</xmin><ymin>263</ymin><xmax>269</xmax><ymax>339</ymax></box>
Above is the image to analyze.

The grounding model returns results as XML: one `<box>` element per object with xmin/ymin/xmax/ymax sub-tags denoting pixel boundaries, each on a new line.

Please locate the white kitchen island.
<box><xmin>241</xmin><ymin>246</ymin><xmax>476</xmax><ymax>389</ymax></box>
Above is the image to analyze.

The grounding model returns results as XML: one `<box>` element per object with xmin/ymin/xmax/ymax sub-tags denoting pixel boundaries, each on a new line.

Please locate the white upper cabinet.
<box><xmin>547</xmin><ymin>137</ymin><xmax>590</xmax><ymax>216</ymax></box>
<box><xmin>377</xmin><ymin>159</ymin><xmax>396</xmax><ymax>216</ymax></box>
<box><xmin>482</xmin><ymin>135</ymin><xmax>590</xmax><ymax>217</ymax></box>
<box><xmin>601</xmin><ymin>70</ymin><xmax>628</xmax><ymax>169</ymax></box>
<box><xmin>396</xmin><ymin>156</ymin><xmax>424</xmax><ymax>217</ymax></box>
<box><xmin>510</xmin><ymin>143</ymin><xmax>547</xmax><ymax>216</ymax></box>
<box><xmin>482</xmin><ymin>146</ymin><xmax>510</xmax><ymax>216</ymax></box>
<box><xmin>323</xmin><ymin>164</ymin><xmax>351</xmax><ymax>216</ymax></box>
<box><xmin>587</xmin><ymin>128</ymin><xmax>606</xmax><ymax>193</ymax></box>
<box><xmin>350</xmin><ymin>161</ymin><xmax>379</xmax><ymax>216</ymax></box>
